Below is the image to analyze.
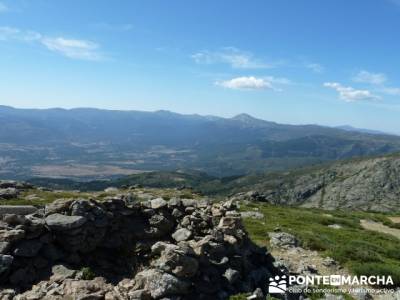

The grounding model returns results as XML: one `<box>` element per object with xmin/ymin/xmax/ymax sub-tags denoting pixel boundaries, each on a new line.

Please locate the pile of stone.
<box><xmin>0</xmin><ymin>195</ymin><xmax>278</xmax><ymax>299</ymax></box>
<box><xmin>0</xmin><ymin>181</ymin><xmax>33</xmax><ymax>200</ymax></box>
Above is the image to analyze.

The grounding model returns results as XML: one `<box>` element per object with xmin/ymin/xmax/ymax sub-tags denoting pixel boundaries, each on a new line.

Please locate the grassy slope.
<box><xmin>241</xmin><ymin>202</ymin><xmax>400</xmax><ymax>286</ymax></box>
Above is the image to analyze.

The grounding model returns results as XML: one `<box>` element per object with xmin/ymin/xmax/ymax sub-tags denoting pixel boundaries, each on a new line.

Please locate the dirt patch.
<box><xmin>388</xmin><ymin>216</ymin><xmax>400</xmax><ymax>224</ymax></box>
<box><xmin>360</xmin><ymin>219</ymin><xmax>400</xmax><ymax>240</ymax></box>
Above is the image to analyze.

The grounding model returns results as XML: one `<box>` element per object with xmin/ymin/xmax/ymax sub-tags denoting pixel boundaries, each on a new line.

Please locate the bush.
<box><xmin>331</xmin><ymin>241</ymin><xmax>382</xmax><ymax>263</ymax></box>
<box><xmin>300</xmin><ymin>233</ymin><xmax>330</xmax><ymax>251</ymax></box>
<box><xmin>80</xmin><ymin>267</ymin><xmax>96</xmax><ymax>280</ymax></box>
<box><xmin>351</xmin><ymin>262</ymin><xmax>400</xmax><ymax>287</ymax></box>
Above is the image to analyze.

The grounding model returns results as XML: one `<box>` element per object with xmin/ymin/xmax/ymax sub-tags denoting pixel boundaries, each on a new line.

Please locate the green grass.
<box><xmin>0</xmin><ymin>189</ymin><xmax>87</xmax><ymax>206</ymax></box>
<box><xmin>80</xmin><ymin>267</ymin><xmax>96</xmax><ymax>280</ymax></box>
<box><xmin>240</xmin><ymin>203</ymin><xmax>400</xmax><ymax>287</ymax></box>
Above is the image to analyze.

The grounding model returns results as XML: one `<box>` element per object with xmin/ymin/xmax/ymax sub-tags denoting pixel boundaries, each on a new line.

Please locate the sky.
<box><xmin>0</xmin><ymin>0</ymin><xmax>400</xmax><ymax>133</ymax></box>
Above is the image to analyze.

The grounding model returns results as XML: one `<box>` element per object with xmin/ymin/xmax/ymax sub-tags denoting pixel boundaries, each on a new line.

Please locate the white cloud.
<box><xmin>324</xmin><ymin>82</ymin><xmax>380</xmax><ymax>102</ymax></box>
<box><xmin>0</xmin><ymin>26</ymin><xmax>19</xmax><ymax>40</ymax></box>
<box><xmin>0</xmin><ymin>26</ymin><xmax>41</xmax><ymax>41</ymax></box>
<box><xmin>41</xmin><ymin>37</ymin><xmax>102</xmax><ymax>61</ymax></box>
<box><xmin>0</xmin><ymin>2</ymin><xmax>8</xmax><ymax>13</ymax></box>
<box><xmin>192</xmin><ymin>47</ymin><xmax>273</xmax><ymax>69</ymax></box>
<box><xmin>0</xmin><ymin>26</ymin><xmax>103</xmax><ymax>61</ymax></box>
<box><xmin>305</xmin><ymin>63</ymin><xmax>324</xmax><ymax>73</ymax></box>
<box><xmin>216</xmin><ymin>76</ymin><xmax>289</xmax><ymax>91</ymax></box>
<box><xmin>353</xmin><ymin>70</ymin><xmax>387</xmax><ymax>85</ymax></box>
<box><xmin>352</xmin><ymin>70</ymin><xmax>400</xmax><ymax>96</ymax></box>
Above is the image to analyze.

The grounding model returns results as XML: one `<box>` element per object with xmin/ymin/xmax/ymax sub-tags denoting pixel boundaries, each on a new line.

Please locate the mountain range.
<box><xmin>1</xmin><ymin>105</ymin><xmax>400</xmax><ymax>179</ymax></box>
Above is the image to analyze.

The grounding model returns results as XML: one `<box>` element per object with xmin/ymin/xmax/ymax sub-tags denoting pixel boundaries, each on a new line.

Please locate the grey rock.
<box><xmin>172</xmin><ymin>228</ymin><xmax>192</xmax><ymax>242</ymax></box>
<box><xmin>168</xmin><ymin>198</ymin><xmax>182</xmax><ymax>208</ymax></box>
<box><xmin>133</xmin><ymin>269</ymin><xmax>191</xmax><ymax>298</ymax></box>
<box><xmin>181</xmin><ymin>199</ymin><xmax>197</xmax><ymax>207</ymax></box>
<box><xmin>223</xmin><ymin>268</ymin><xmax>240</xmax><ymax>284</ymax></box>
<box><xmin>0</xmin><ymin>288</ymin><xmax>15</xmax><ymax>300</ymax></box>
<box><xmin>128</xmin><ymin>289</ymin><xmax>151</xmax><ymax>300</ymax></box>
<box><xmin>0</xmin><ymin>254</ymin><xmax>13</xmax><ymax>274</ymax></box>
<box><xmin>0</xmin><ymin>188</ymin><xmax>19</xmax><ymax>200</ymax></box>
<box><xmin>51</xmin><ymin>264</ymin><xmax>77</xmax><ymax>281</ymax></box>
<box><xmin>0</xmin><ymin>205</ymin><xmax>37</xmax><ymax>216</ymax></box>
<box><xmin>0</xmin><ymin>241</ymin><xmax>10</xmax><ymax>254</ymax></box>
<box><xmin>45</xmin><ymin>213</ymin><xmax>87</xmax><ymax>231</ymax></box>
<box><xmin>153</xmin><ymin>247</ymin><xmax>199</xmax><ymax>278</ymax></box>
<box><xmin>234</xmin><ymin>156</ymin><xmax>400</xmax><ymax>212</ymax></box>
<box><xmin>322</xmin><ymin>257</ymin><xmax>337</xmax><ymax>267</ymax></box>
<box><xmin>0</xmin><ymin>229</ymin><xmax>25</xmax><ymax>242</ymax></box>
<box><xmin>241</xmin><ymin>211</ymin><xmax>264</xmax><ymax>219</ymax></box>
<box><xmin>151</xmin><ymin>197</ymin><xmax>167</xmax><ymax>209</ymax></box>
<box><xmin>328</xmin><ymin>224</ymin><xmax>342</xmax><ymax>229</ymax></box>
<box><xmin>268</xmin><ymin>231</ymin><xmax>299</xmax><ymax>248</ymax></box>
<box><xmin>2</xmin><ymin>214</ymin><xmax>27</xmax><ymax>225</ymax></box>
<box><xmin>45</xmin><ymin>199</ymin><xmax>74</xmax><ymax>215</ymax></box>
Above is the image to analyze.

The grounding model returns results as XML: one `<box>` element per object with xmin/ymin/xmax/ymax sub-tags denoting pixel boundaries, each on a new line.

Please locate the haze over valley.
<box><xmin>1</xmin><ymin>105</ymin><xmax>400</xmax><ymax>180</ymax></box>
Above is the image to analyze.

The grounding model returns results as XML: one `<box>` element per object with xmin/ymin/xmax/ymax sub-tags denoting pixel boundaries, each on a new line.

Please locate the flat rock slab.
<box><xmin>0</xmin><ymin>206</ymin><xmax>38</xmax><ymax>216</ymax></box>
<box><xmin>45</xmin><ymin>213</ymin><xmax>87</xmax><ymax>231</ymax></box>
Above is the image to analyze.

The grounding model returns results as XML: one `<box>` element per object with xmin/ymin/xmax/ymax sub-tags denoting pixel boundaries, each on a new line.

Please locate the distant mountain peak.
<box><xmin>231</xmin><ymin>113</ymin><xmax>276</xmax><ymax>127</ymax></box>
<box><xmin>232</xmin><ymin>113</ymin><xmax>257</xmax><ymax>121</ymax></box>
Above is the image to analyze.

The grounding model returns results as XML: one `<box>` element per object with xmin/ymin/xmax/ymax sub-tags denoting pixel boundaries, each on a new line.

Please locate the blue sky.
<box><xmin>1</xmin><ymin>0</ymin><xmax>400</xmax><ymax>133</ymax></box>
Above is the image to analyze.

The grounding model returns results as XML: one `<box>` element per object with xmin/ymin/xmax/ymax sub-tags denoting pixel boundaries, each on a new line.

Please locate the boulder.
<box><xmin>151</xmin><ymin>198</ymin><xmax>168</xmax><ymax>209</ymax></box>
<box><xmin>0</xmin><ymin>206</ymin><xmax>38</xmax><ymax>216</ymax></box>
<box><xmin>152</xmin><ymin>245</ymin><xmax>198</xmax><ymax>278</ymax></box>
<box><xmin>133</xmin><ymin>269</ymin><xmax>191</xmax><ymax>298</ymax></box>
<box><xmin>268</xmin><ymin>232</ymin><xmax>299</xmax><ymax>248</ymax></box>
<box><xmin>45</xmin><ymin>199</ymin><xmax>74</xmax><ymax>215</ymax></box>
<box><xmin>51</xmin><ymin>264</ymin><xmax>77</xmax><ymax>281</ymax></box>
<box><xmin>45</xmin><ymin>213</ymin><xmax>87</xmax><ymax>231</ymax></box>
<box><xmin>172</xmin><ymin>228</ymin><xmax>192</xmax><ymax>242</ymax></box>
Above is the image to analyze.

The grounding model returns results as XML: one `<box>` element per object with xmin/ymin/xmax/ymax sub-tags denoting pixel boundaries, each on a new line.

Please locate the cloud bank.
<box><xmin>324</xmin><ymin>82</ymin><xmax>380</xmax><ymax>101</ymax></box>
<box><xmin>0</xmin><ymin>26</ymin><xmax>103</xmax><ymax>61</ymax></box>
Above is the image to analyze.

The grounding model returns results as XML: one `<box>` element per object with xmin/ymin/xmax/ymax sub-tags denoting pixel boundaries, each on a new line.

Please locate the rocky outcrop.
<box><xmin>0</xmin><ymin>197</ymin><xmax>278</xmax><ymax>299</ymax></box>
<box><xmin>0</xmin><ymin>181</ymin><xmax>33</xmax><ymax>201</ymax></box>
<box><xmin>231</xmin><ymin>155</ymin><xmax>400</xmax><ymax>212</ymax></box>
